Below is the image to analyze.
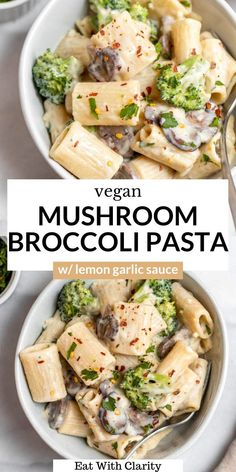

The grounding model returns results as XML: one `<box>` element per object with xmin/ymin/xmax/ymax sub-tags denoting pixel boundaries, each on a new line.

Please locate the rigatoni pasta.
<box><xmin>20</xmin><ymin>277</ymin><xmax>213</xmax><ymax>458</ymax></box>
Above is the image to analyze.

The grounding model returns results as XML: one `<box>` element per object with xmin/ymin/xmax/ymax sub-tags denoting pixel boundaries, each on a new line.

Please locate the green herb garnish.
<box><xmin>146</xmin><ymin>345</ymin><xmax>155</xmax><ymax>354</ymax></box>
<box><xmin>81</xmin><ymin>369</ymin><xmax>99</xmax><ymax>381</ymax></box>
<box><xmin>155</xmin><ymin>42</ymin><xmax>163</xmax><ymax>60</ymax></box>
<box><xmin>112</xmin><ymin>442</ymin><xmax>118</xmax><ymax>453</ymax></box>
<box><xmin>139</xmin><ymin>141</ymin><xmax>155</xmax><ymax>148</ymax></box>
<box><xmin>120</xmin><ymin>103</ymin><xmax>139</xmax><ymax>120</ymax></box>
<box><xmin>201</xmin><ymin>153</ymin><xmax>213</xmax><ymax>165</ymax></box>
<box><xmin>206</xmin><ymin>325</ymin><xmax>212</xmax><ymax>335</ymax></box>
<box><xmin>160</xmin><ymin>112</ymin><xmax>178</xmax><ymax>129</ymax></box>
<box><xmin>215</xmin><ymin>80</ymin><xmax>224</xmax><ymax>86</ymax></box>
<box><xmin>102</xmin><ymin>395</ymin><xmax>117</xmax><ymax>411</ymax></box>
<box><xmin>210</xmin><ymin>117</ymin><xmax>220</xmax><ymax>127</ymax></box>
<box><xmin>0</xmin><ymin>239</ymin><xmax>11</xmax><ymax>295</ymax></box>
<box><xmin>77</xmin><ymin>95</ymin><xmax>82</xmax><ymax>99</ymax></box>
<box><xmin>89</xmin><ymin>97</ymin><xmax>99</xmax><ymax>120</ymax></box>
<box><xmin>160</xmin><ymin>404</ymin><xmax>172</xmax><ymax>412</ymax></box>
<box><xmin>66</xmin><ymin>342</ymin><xmax>77</xmax><ymax>360</ymax></box>
<box><xmin>180</xmin><ymin>0</ymin><xmax>191</xmax><ymax>6</ymax></box>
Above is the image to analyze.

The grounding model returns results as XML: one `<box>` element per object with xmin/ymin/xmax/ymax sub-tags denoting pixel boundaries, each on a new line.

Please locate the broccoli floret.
<box><xmin>57</xmin><ymin>280</ymin><xmax>100</xmax><ymax>322</ymax></box>
<box><xmin>32</xmin><ymin>49</ymin><xmax>81</xmax><ymax>104</ymax></box>
<box><xmin>89</xmin><ymin>0</ymin><xmax>131</xmax><ymax>31</ymax></box>
<box><xmin>121</xmin><ymin>363</ymin><xmax>171</xmax><ymax>410</ymax></box>
<box><xmin>129</xmin><ymin>2</ymin><xmax>148</xmax><ymax>22</ymax></box>
<box><xmin>130</xmin><ymin>280</ymin><xmax>178</xmax><ymax>336</ymax></box>
<box><xmin>156</xmin><ymin>55</ymin><xmax>210</xmax><ymax>111</ymax></box>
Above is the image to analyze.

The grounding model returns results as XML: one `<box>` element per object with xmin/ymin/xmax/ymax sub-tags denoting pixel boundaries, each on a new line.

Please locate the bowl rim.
<box><xmin>0</xmin><ymin>0</ymin><xmax>32</xmax><ymax>10</ymax></box>
<box><xmin>14</xmin><ymin>273</ymin><xmax>229</xmax><ymax>460</ymax></box>
<box><xmin>18</xmin><ymin>0</ymin><xmax>236</xmax><ymax>180</ymax></box>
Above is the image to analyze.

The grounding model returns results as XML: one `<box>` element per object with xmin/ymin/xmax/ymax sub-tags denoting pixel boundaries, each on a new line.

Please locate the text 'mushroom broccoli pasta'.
<box><xmin>20</xmin><ymin>278</ymin><xmax>213</xmax><ymax>459</ymax></box>
<box><xmin>32</xmin><ymin>0</ymin><xmax>236</xmax><ymax>180</ymax></box>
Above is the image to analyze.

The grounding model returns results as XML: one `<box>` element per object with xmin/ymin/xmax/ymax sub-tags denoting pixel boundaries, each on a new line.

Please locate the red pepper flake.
<box><xmin>105</xmin><ymin>105</ymin><xmax>109</xmax><ymax>112</ymax></box>
<box><xmin>211</xmin><ymin>61</ymin><xmax>216</xmax><ymax>69</ymax></box>
<box><xmin>77</xmin><ymin>356</ymin><xmax>81</xmax><ymax>361</ymax></box>
<box><xmin>127</xmin><ymin>67</ymin><xmax>130</xmax><ymax>72</ymax></box>
<box><xmin>143</xmin><ymin>372</ymin><xmax>148</xmax><ymax>378</ymax></box>
<box><xmin>89</xmin><ymin>92</ymin><xmax>98</xmax><ymax>97</ymax></box>
<box><xmin>215</xmin><ymin>108</ymin><xmax>222</xmax><ymax>117</ymax></box>
<box><xmin>173</xmin><ymin>65</ymin><xmax>178</xmax><ymax>72</ymax></box>
<box><xmin>121</xmin><ymin>83</ymin><xmax>127</xmax><ymax>86</ymax></box>
<box><xmin>146</xmin><ymin>86</ymin><xmax>152</xmax><ymax>95</ymax></box>
<box><xmin>120</xmin><ymin>319</ymin><xmax>127</xmax><ymax>327</ymax></box>
<box><xmin>120</xmin><ymin>304</ymin><xmax>125</xmax><ymax>310</ymax></box>
<box><xmin>173</xmin><ymin>389</ymin><xmax>180</xmax><ymax>395</ymax></box>
<box><xmin>100</xmin><ymin>367</ymin><xmax>105</xmax><ymax>372</ymax></box>
<box><xmin>159</xmin><ymin>164</ymin><xmax>163</xmax><ymax>171</ymax></box>
<box><xmin>206</xmin><ymin>102</ymin><xmax>212</xmax><ymax>110</ymax></box>
<box><xmin>130</xmin><ymin>337</ymin><xmax>139</xmax><ymax>346</ymax></box>
<box><xmin>100</xmin><ymin>30</ymin><xmax>105</xmax><ymax>36</ymax></box>
<box><xmin>75</xmin><ymin>338</ymin><xmax>83</xmax><ymax>344</ymax></box>
<box><xmin>115</xmin><ymin>365</ymin><xmax>119</xmax><ymax>370</ymax></box>
<box><xmin>37</xmin><ymin>360</ymin><xmax>45</xmax><ymax>364</ymax></box>
<box><xmin>136</xmin><ymin>46</ymin><xmax>142</xmax><ymax>56</ymax></box>
<box><xmin>112</xmin><ymin>42</ymin><xmax>120</xmax><ymax>49</ymax></box>
<box><xmin>119</xmin><ymin>365</ymin><xmax>125</xmax><ymax>372</ymax></box>
<box><xmin>100</xmin><ymin>352</ymin><xmax>106</xmax><ymax>356</ymax></box>
<box><xmin>196</xmin><ymin>379</ymin><xmax>200</xmax><ymax>384</ymax></box>
<box><xmin>169</xmin><ymin>369</ymin><xmax>175</xmax><ymax>377</ymax></box>
<box><xmin>116</xmin><ymin>344</ymin><xmax>120</xmax><ymax>348</ymax></box>
<box><xmin>191</xmin><ymin>48</ymin><xmax>197</xmax><ymax>55</ymax></box>
<box><xmin>73</xmin><ymin>140</ymin><xmax>79</xmax><ymax>148</ymax></box>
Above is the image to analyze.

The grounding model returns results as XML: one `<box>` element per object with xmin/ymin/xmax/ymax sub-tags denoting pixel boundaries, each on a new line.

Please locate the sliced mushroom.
<box><xmin>144</xmin><ymin>103</ymin><xmax>222</xmax><ymax>151</ymax></box>
<box><xmin>159</xmin><ymin>16</ymin><xmax>174</xmax><ymax>59</ymax></box>
<box><xmin>99</xmin><ymin>379</ymin><xmax>114</xmax><ymax>397</ymax></box>
<box><xmin>99</xmin><ymin>391</ymin><xmax>128</xmax><ymax>435</ymax></box>
<box><xmin>98</xmin><ymin>126</ymin><xmax>135</xmax><ymax>158</ymax></box>
<box><xmin>46</xmin><ymin>397</ymin><xmax>68</xmax><ymax>430</ymax></box>
<box><xmin>157</xmin><ymin>327</ymin><xmax>190</xmax><ymax>359</ymax></box>
<box><xmin>88</xmin><ymin>47</ymin><xmax>122</xmax><ymax>82</ymax></box>
<box><xmin>127</xmin><ymin>408</ymin><xmax>160</xmax><ymax>435</ymax></box>
<box><xmin>63</xmin><ymin>365</ymin><xmax>82</xmax><ymax>397</ymax></box>
<box><xmin>113</xmin><ymin>163</ymin><xmax>136</xmax><ymax>179</ymax></box>
<box><xmin>96</xmin><ymin>312</ymin><xmax>119</xmax><ymax>341</ymax></box>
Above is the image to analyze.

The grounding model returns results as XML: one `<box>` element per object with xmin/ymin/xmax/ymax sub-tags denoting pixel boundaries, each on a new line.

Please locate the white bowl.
<box><xmin>18</xmin><ymin>0</ymin><xmax>236</xmax><ymax>179</ymax></box>
<box><xmin>0</xmin><ymin>0</ymin><xmax>37</xmax><ymax>23</ymax></box>
<box><xmin>15</xmin><ymin>274</ymin><xmax>228</xmax><ymax>460</ymax></box>
<box><xmin>0</xmin><ymin>237</ymin><xmax>20</xmax><ymax>305</ymax></box>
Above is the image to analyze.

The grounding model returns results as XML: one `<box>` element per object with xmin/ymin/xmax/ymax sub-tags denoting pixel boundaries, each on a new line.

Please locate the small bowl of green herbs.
<box><xmin>0</xmin><ymin>237</ymin><xmax>20</xmax><ymax>304</ymax></box>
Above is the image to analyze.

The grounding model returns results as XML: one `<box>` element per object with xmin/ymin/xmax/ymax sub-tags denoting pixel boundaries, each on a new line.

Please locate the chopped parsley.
<box><xmin>102</xmin><ymin>395</ymin><xmax>117</xmax><ymax>411</ymax></box>
<box><xmin>155</xmin><ymin>42</ymin><xmax>163</xmax><ymax>60</ymax></box>
<box><xmin>111</xmin><ymin>370</ymin><xmax>120</xmax><ymax>382</ymax></box>
<box><xmin>139</xmin><ymin>361</ymin><xmax>152</xmax><ymax>369</ymax></box>
<box><xmin>120</xmin><ymin>103</ymin><xmax>139</xmax><ymax>120</ymax></box>
<box><xmin>0</xmin><ymin>239</ymin><xmax>12</xmax><ymax>295</ymax></box>
<box><xmin>215</xmin><ymin>80</ymin><xmax>224</xmax><ymax>86</ymax></box>
<box><xmin>146</xmin><ymin>345</ymin><xmax>155</xmax><ymax>354</ymax></box>
<box><xmin>112</xmin><ymin>442</ymin><xmax>118</xmax><ymax>453</ymax></box>
<box><xmin>66</xmin><ymin>342</ymin><xmax>77</xmax><ymax>360</ymax></box>
<box><xmin>89</xmin><ymin>97</ymin><xmax>99</xmax><ymax>120</ymax></box>
<box><xmin>160</xmin><ymin>404</ymin><xmax>172</xmax><ymax>412</ymax></box>
<box><xmin>143</xmin><ymin>424</ymin><xmax>153</xmax><ymax>434</ymax></box>
<box><xmin>201</xmin><ymin>153</ymin><xmax>213</xmax><ymax>165</ymax></box>
<box><xmin>77</xmin><ymin>95</ymin><xmax>82</xmax><ymax>99</ymax></box>
<box><xmin>160</xmin><ymin>112</ymin><xmax>178</xmax><ymax>129</ymax></box>
<box><xmin>210</xmin><ymin>117</ymin><xmax>220</xmax><ymax>127</ymax></box>
<box><xmin>180</xmin><ymin>0</ymin><xmax>191</xmax><ymax>6</ymax></box>
<box><xmin>81</xmin><ymin>369</ymin><xmax>99</xmax><ymax>381</ymax></box>
<box><xmin>139</xmin><ymin>141</ymin><xmax>155</xmax><ymax>148</ymax></box>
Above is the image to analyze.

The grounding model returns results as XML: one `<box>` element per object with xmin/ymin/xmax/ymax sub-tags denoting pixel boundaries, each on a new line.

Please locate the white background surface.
<box><xmin>0</xmin><ymin>1</ymin><xmax>236</xmax><ymax>471</ymax></box>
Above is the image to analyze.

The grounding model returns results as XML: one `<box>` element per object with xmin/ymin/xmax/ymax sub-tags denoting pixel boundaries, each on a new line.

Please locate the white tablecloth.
<box><xmin>0</xmin><ymin>1</ymin><xmax>236</xmax><ymax>471</ymax></box>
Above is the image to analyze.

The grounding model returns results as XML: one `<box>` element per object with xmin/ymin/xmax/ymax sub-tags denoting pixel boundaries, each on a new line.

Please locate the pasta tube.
<box><xmin>152</xmin><ymin>0</ymin><xmax>191</xmax><ymax>18</ymax></box>
<box><xmin>58</xmin><ymin>400</ymin><xmax>90</xmax><ymax>437</ymax></box>
<box><xmin>35</xmin><ymin>310</ymin><xmax>65</xmax><ymax>344</ymax></box>
<box><xmin>172</xmin><ymin>282</ymin><xmax>214</xmax><ymax>339</ymax></box>
<box><xmin>56</xmin><ymin>30</ymin><xmax>90</xmax><ymax>67</ymax></box>
<box><xmin>91</xmin><ymin>279</ymin><xmax>132</xmax><ymax>314</ymax></box>
<box><xmin>186</xmin><ymin>132</ymin><xmax>221</xmax><ymax>179</ymax></box>
<box><xmin>172</xmin><ymin>19</ymin><xmax>202</xmax><ymax>64</ymax></box>
<box><xmin>43</xmin><ymin>100</ymin><xmax>71</xmax><ymax>144</ymax></box>
<box><xmin>130</xmin><ymin>156</ymin><xmax>176</xmax><ymax>179</ymax></box>
<box><xmin>156</xmin><ymin>341</ymin><xmax>198</xmax><ymax>382</ymax></box>
<box><xmin>90</xmin><ymin>12</ymin><xmax>156</xmax><ymax>80</ymax></box>
<box><xmin>131</xmin><ymin>124</ymin><xmax>200</xmax><ymax>172</ymax></box>
<box><xmin>20</xmin><ymin>343</ymin><xmax>66</xmax><ymax>403</ymax></box>
<box><xmin>107</xmin><ymin>302</ymin><xmax>166</xmax><ymax>355</ymax></box>
<box><xmin>57</xmin><ymin>322</ymin><xmax>115</xmax><ymax>386</ymax></box>
<box><xmin>201</xmin><ymin>37</ymin><xmax>236</xmax><ymax>104</ymax></box>
<box><xmin>72</xmin><ymin>81</ymin><xmax>141</xmax><ymax>126</ymax></box>
<box><xmin>50</xmin><ymin>122</ymin><xmax>123</xmax><ymax>179</ymax></box>
<box><xmin>87</xmin><ymin>433</ymin><xmax>142</xmax><ymax>459</ymax></box>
